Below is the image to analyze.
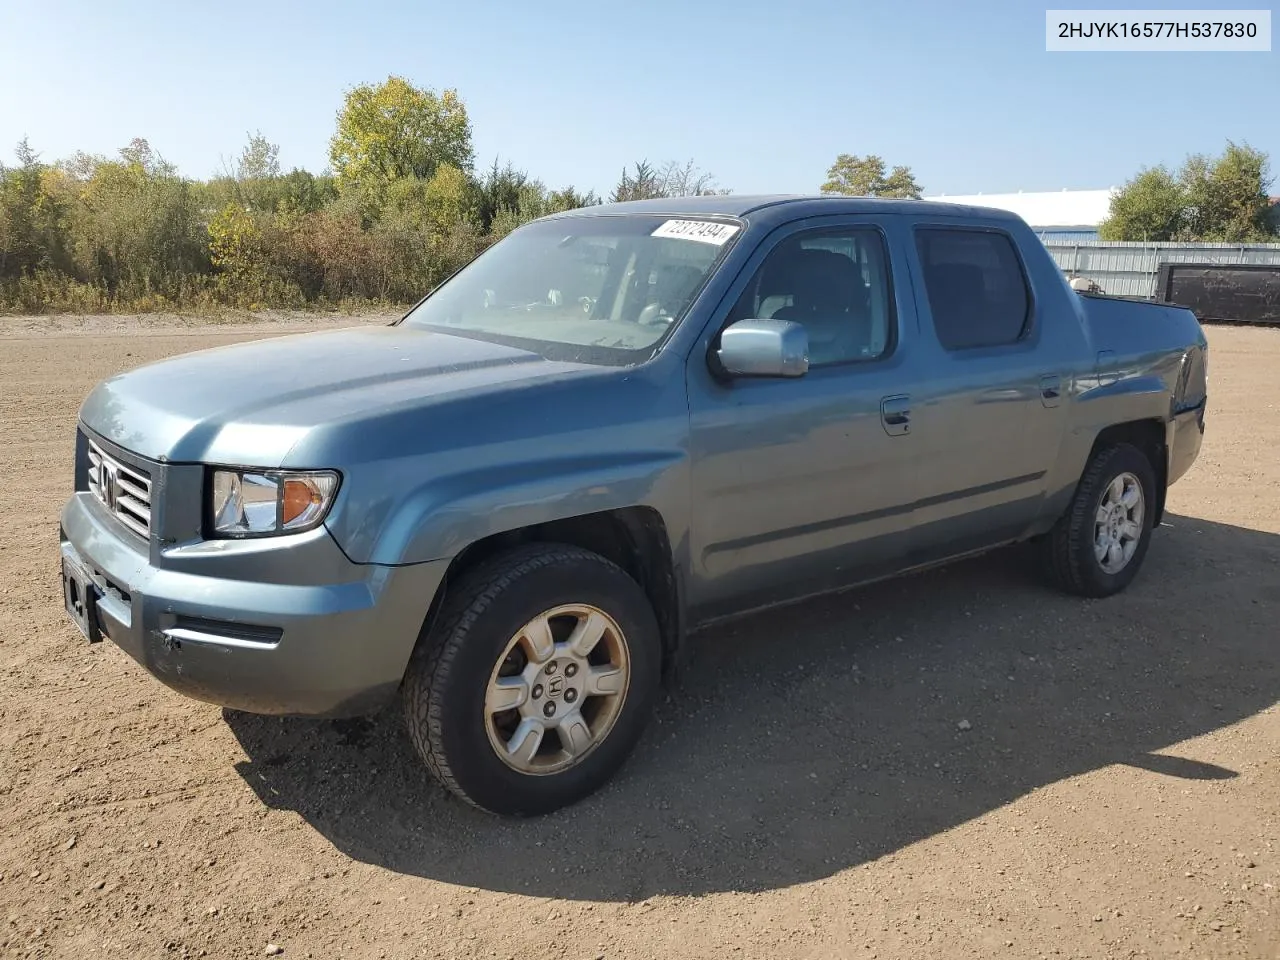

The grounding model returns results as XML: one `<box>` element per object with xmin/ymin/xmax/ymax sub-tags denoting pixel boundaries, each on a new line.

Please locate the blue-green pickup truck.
<box><xmin>60</xmin><ymin>196</ymin><xmax>1208</xmax><ymax>815</ymax></box>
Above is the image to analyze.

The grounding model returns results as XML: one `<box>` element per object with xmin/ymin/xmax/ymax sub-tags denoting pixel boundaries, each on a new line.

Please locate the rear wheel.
<box><xmin>402</xmin><ymin>543</ymin><xmax>661</xmax><ymax>816</ymax></box>
<box><xmin>1039</xmin><ymin>442</ymin><xmax>1157</xmax><ymax>598</ymax></box>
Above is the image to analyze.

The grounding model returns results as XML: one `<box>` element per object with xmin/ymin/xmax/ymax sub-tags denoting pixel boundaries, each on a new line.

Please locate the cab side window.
<box><xmin>728</xmin><ymin>229</ymin><xmax>894</xmax><ymax>365</ymax></box>
<box><xmin>914</xmin><ymin>229</ymin><xmax>1031</xmax><ymax>351</ymax></box>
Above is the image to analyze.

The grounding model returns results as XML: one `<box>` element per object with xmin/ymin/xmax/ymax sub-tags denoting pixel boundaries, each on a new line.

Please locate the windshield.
<box><xmin>400</xmin><ymin>214</ymin><xmax>742</xmax><ymax>363</ymax></box>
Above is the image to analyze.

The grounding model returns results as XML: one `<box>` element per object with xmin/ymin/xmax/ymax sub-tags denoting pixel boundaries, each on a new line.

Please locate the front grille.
<box><xmin>87</xmin><ymin>439</ymin><xmax>152</xmax><ymax>539</ymax></box>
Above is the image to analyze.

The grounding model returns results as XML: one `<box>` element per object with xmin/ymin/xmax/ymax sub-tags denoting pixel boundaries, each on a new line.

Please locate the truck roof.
<box><xmin>542</xmin><ymin>194</ymin><xmax>1027</xmax><ymax>225</ymax></box>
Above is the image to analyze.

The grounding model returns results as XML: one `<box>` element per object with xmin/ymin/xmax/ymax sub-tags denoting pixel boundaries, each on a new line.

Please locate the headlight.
<box><xmin>209</xmin><ymin>469</ymin><xmax>340</xmax><ymax>537</ymax></box>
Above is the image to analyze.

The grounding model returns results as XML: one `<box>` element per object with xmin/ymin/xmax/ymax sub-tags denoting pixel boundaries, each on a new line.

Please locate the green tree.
<box><xmin>474</xmin><ymin>159</ymin><xmax>535</xmax><ymax>229</ymax></box>
<box><xmin>470</xmin><ymin>158</ymin><xmax>598</xmax><ymax>237</ymax></box>
<box><xmin>546</xmin><ymin>186</ymin><xmax>600</xmax><ymax>213</ymax></box>
<box><xmin>1098</xmin><ymin>166</ymin><xmax>1184</xmax><ymax>241</ymax></box>
<box><xmin>1101</xmin><ymin>142</ymin><xmax>1276</xmax><ymax>242</ymax></box>
<box><xmin>487</xmin><ymin>179</ymin><xmax>554</xmax><ymax>240</ymax></box>
<box><xmin>234</xmin><ymin>131</ymin><xmax>282</xmax><ymax>212</ymax></box>
<box><xmin>1180</xmin><ymin>142</ymin><xmax>1273</xmax><ymax>241</ymax></box>
<box><xmin>329</xmin><ymin>76</ymin><xmax>474</xmax><ymax>203</ymax></box>
<box><xmin>202</xmin><ymin>132</ymin><xmax>285</xmax><ymax>214</ymax></box>
<box><xmin>276</xmin><ymin>170</ymin><xmax>337</xmax><ymax>214</ymax></box>
<box><xmin>0</xmin><ymin>138</ymin><xmax>72</xmax><ymax>281</ymax></box>
<box><xmin>821</xmin><ymin>154</ymin><xmax>922</xmax><ymax>198</ymax></box>
<box><xmin>611</xmin><ymin>160</ymin><xmax>662</xmax><ymax>202</ymax></box>
<box><xmin>62</xmin><ymin>139</ymin><xmax>207</xmax><ymax>298</ymax></box>
<box><xmin>237</xmin><ymin>131</ymin><xmax>280</xmax><ymax>182</ymax></box>
<box><xmin>382</xmin><ymin>164</ymin><xmax>474</xmax><ymax>234</ymax></box>
<box><xmin>208</xmin><ymin>203</ymin><xmax>266</xmax><ymax>282</ymax></box>
<box><xmin>880</xmin><ymin>165</ymin><xmax>923</xmax><ymax>200</ymax></box>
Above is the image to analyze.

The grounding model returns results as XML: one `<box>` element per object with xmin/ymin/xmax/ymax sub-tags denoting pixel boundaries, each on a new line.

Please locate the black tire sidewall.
<box><xmin>1076</xmin><ymin>445</ymin><xmax>1157</xmax><ymax>595</ymax></box>
<box><xmin>420</xmin><ymin>550</ymin><xmax>661</xmax><ymax>816</ymax></box>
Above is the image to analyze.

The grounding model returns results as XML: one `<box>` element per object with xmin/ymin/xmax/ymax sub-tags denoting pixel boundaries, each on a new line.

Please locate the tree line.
<box><xmin>0</xmin><ymin>129</ymin><xmax>922</xmax><ymax>315</ymax></box>
<box><xmin>0</xmin><ymin>76</ymin><xmax>733</xmax><ymax>314</ymax></box>
<box><xmin>1</xmin><ymin>75</ymin><xmax>1272</xmax><ymax>315</ymax></box>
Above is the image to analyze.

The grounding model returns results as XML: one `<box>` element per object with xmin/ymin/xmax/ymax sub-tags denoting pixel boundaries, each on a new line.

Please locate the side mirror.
<box><xmin>716</xmin><ymin>319</ymin><xmax>809</xmax><ymax>378</ymax></box>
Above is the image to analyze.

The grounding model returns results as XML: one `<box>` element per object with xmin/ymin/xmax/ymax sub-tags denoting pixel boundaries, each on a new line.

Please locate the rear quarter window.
<box><xmin>915</xmin><ymin>229</ymin><xmax>1031</xmax><ymax>351</ymax></box>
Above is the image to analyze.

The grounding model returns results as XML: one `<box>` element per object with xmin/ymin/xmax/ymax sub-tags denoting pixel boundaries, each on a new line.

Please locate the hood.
<box><xmin>80</xmin><ymin>325</ymin><xmax>595</xmax><ymax>466</ymax></box>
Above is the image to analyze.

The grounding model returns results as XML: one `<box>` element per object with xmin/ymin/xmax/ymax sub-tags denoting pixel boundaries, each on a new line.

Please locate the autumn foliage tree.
<box><xmin>0</xmin><ymin>74</ymin><xmax>710</xmax><ymax>312</ymax></box>
<box><xmin>329</xmin><ymin>76</ymin><xmax>475</xmax><ymax>203</ymax></box>
<box><xmin>0</xmin><ymin>70</ymin><xmax>625</xmax><ymax>311</ymax></box>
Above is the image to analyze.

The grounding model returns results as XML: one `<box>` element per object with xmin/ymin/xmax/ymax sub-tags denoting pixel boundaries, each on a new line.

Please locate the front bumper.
<box><xmin>60</xmin><ymin>491</ymin><xmax>449</xmax><ymax>718</ymax></box>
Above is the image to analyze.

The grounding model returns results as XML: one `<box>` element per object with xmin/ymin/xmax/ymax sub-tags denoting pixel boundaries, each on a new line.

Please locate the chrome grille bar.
<box><xmin>86</xmin><ymin>438</ymin><xmax>153</xmax><ymax>539</ymax></box>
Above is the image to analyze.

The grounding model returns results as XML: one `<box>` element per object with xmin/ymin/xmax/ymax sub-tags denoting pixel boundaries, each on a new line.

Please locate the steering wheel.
<box><xmin>636</xmin><ymin>302</ymin><xmax>676</xmax><ymax>326</ymax></box>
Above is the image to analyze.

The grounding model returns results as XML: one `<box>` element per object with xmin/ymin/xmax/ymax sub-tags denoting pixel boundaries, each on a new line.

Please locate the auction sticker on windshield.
<box><xmin>651</xmin><ymin>220</ymin><xmax>740</xmax><ymax>245</ymax></box>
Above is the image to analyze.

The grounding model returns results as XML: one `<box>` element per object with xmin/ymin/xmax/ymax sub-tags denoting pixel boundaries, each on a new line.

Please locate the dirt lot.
<box><xmin>2</xmin><ymin>314</ymin><xmax>1278</xmax><ymax>960</ymax></box>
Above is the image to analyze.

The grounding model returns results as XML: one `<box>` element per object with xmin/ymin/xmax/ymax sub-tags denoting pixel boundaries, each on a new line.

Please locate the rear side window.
<box><xmin>915</xmin><ymin>229</ymin><xmax>1030</xmax><ymax>350</ymax></box>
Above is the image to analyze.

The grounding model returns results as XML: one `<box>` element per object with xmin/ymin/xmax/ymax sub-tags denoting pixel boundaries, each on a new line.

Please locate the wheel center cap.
<box><xmin>547</xmin><ymin>675</ymin><xmax>565</xmax><ymax>697</ymax></box>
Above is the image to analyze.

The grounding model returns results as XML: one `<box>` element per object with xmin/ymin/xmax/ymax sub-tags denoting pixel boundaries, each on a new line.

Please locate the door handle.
<box><xmin>880</xmin><ymin>395</ymin><xmax>911</xmax><ymax>436</ymax></box>
<box><xmin>1039</xmin><ymin>374</ymin><xmax>1062</xmax><ymax>408</ymax></box>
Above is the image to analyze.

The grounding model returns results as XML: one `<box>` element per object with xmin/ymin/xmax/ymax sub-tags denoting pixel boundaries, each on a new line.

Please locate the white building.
<box><xmin>924</xmin><ymin>188</ymin><xmax>1117</xmax><ymax>238</ymax></box>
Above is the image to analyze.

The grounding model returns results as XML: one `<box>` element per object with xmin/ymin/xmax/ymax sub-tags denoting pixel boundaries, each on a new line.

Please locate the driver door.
<box><xmin>684</xmin><ymin>216</ymin><xmax>924</xmax><ymax>622</ymax></box>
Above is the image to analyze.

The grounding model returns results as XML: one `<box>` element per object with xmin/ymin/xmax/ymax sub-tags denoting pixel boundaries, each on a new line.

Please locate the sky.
<box><xmin>0</xmin><ymin>0</ymin><xmax>1276</xmax><ymax>197</ymax></box>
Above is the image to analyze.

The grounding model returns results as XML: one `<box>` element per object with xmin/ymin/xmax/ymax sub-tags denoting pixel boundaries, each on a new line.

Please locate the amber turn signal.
<box><xmin>283</xmin><ymin>477</ymin><xmax>326</xmax><ymax>525</ymax></box>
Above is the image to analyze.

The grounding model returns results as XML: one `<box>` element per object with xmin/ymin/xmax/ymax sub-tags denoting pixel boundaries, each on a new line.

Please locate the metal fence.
<box><xmin>1034</xmin><ymin>229</ymin><xmax>1100</xmax><ymax>244</ymax></box>
<box><xmin>1040</xmin><ymin>240</ymin><xmax>1280</xmax><ymax>297</ymax></box>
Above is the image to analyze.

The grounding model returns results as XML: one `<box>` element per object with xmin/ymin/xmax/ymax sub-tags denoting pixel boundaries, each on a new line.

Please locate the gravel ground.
<box><xmin>1</xmin><ymin>314</ymin><xmax>1278</xmax><ymax>960</ymax></box>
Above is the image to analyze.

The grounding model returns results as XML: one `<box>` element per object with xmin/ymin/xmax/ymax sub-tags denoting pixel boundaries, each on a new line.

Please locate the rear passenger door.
<box><xmin>904</xmin><ymin>223</ymin><xmax>1069</xmax><ymax>565</ymax></box>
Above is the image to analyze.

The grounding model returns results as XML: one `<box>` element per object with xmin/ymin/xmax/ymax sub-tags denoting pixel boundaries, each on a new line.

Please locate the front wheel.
<box><xmin>1038</xmin><ymin>442</ymin><xmax>1158</xmax><ymax>598</ymax></box>
<box><xmin>402</xmin><ymin>543</ymin><xmax>662</xmax><ymax>816</ymax></box>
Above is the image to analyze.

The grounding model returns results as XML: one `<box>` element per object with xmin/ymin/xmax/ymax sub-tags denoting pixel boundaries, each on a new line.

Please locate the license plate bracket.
<box><xmin>62</xmin><ymin>555</ymin><xmax>103</xmax><ymax>644</ymax></box>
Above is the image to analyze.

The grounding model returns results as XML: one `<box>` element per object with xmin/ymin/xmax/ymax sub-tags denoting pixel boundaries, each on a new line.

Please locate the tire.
<box><xmin>1039</xmin><ymin>442</ymin><xmax>1158</xmax><ymax>598</ymax></box>
<box><xmin>402</xmin><ymin>542</ymin><xmax>662</xmax><ymax>816</ymax></box>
